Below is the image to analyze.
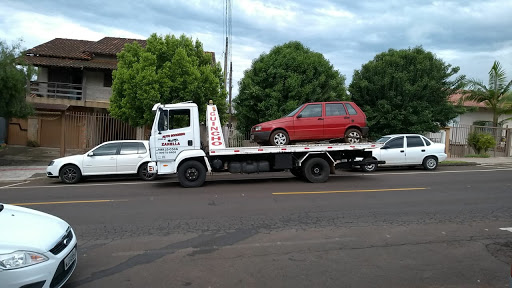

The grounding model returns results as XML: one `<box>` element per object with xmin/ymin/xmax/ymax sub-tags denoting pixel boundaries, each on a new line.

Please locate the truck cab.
<box><xmin>148</xmin><ymin>102</ymin><xmax>206</xmax><ymax>176</ymax></box>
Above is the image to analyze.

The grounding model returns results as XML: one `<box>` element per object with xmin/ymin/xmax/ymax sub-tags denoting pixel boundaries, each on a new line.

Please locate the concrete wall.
<box><xmin>37</xmin><ymin>67</ymin><xmax>48</xmax><ymax>82</ymax></box>
<box><xmin>84</xmin><ymin>70</ymin><xmax>112</xmax><ymax>102</ymax></box>
<box><xmin>457</xmin><ymin>110</ymin><xmax>512</xmax><ymax>127</ymax></box>
<box><xmin>27</xmin><ymin>117</ymin><xmax>38</xmax><ymax>142</ymax></box>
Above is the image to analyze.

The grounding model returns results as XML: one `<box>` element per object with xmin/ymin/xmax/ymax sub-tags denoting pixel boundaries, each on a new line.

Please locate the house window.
<box><xmin>104</xmin><ymin>72</ymin><xmax>113</xmax><ymax>87</ymax></box>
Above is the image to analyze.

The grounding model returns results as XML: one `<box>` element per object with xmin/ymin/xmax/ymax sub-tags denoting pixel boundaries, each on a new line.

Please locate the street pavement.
<box><xmin>1</xmin><ymin>165</ymin><xmax>511</xmax><ymax>287</ymax></box>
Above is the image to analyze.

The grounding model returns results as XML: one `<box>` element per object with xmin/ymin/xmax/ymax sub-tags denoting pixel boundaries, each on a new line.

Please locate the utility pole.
<box><xmin>228</xmin><ymin>61</ymin><xmax>233</xmax><ymax>125</ymax></box>
<box><xmin>223</xmin><ymin>37</ymin><xmax>228</xmax><ymax>90</ymax></box>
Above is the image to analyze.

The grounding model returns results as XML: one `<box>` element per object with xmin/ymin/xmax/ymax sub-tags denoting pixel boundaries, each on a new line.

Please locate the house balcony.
<box><xmin>27</xmin><ymin>81</ymin><xmax>110</xmax><ymax>109</ymax></box>
<box><xmin>28</xmin><ymin>81</ymin><xmax>85</xmax><ymax>105</ymax></box>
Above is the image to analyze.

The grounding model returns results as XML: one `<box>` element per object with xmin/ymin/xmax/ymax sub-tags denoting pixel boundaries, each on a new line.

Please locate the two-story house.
<box><xmin>8</xmin><ymin>37</ymin><xmax>146</xmax><ymax>152</ymax></box>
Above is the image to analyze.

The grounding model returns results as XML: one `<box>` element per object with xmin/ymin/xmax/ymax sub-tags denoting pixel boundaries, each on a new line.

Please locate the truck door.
<box><xmin>153</xmin><ymin>108</ymin><xmax>195</xmax><ymax>162</ymax></box>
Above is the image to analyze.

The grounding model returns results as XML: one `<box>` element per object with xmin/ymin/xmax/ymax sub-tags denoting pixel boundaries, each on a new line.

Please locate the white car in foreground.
<box><xmin>0</xmin><ymin>203</ymin><xmax>77</xmax><ymax>288</ymax></box>
<box><xmin>361</xmin><ymin>134</ymin><xmax>447</xmax><ymax>172</ymax></box>
<box><xmin>47</xmin><ymin>140</ymin><xmax>156</xmax><ymax>184</ymax></box>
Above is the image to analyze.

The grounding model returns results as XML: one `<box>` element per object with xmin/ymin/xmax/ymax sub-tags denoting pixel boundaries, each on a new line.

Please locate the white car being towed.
<box><xmin>47</xmin><ymin>140</ymin><xmax>157</xmax><ymax>184</ymax></box>
<box><xmin>0</xmin><ymin>203</ymin><xmax>77</xmax><ymax>288</ymax></box>
<box><xmin>361</xmin><ymin>134</ymin><xmax>447</xmax><ymax>172</ymax></box>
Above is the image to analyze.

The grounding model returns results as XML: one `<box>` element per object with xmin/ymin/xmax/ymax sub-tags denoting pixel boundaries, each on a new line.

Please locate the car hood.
<box><xmin>0</xmin><ymin>204</ymin><xmax>69</xmax><ymax>253</ymax></box>
<box><xmin>52</xmin><ymin>154</ymin><xmax>83</xmax><ymax>164</ymax></box>
<box><xmin>256</xmin><ymin>117</ymin><xmax>293</xmax><ymax>127</ymax></box>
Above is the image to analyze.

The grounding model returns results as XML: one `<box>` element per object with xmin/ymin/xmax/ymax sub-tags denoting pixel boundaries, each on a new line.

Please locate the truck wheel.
<box><xmin>290</xmin><ymin>168</ymin><xmax>303</xmax><ymax>179</ymax></box>
<box><xmin>59</xmin><ymin>164</ymin><xmax>81</xmax><ymax>184</ymax></box>
<box><xmin>270</xmin><ymin>130</ymin><xmax>289</xmax><ymax>146</ymax></box>
<box><xmin>178</xmin><ymin>160</ymin><xmax>206</xmax><ymax>188</ymax></box>
<box><xmin>138</xmin><ymin>162</ymin><xmax>157</xmax><ymax>181</ymax></box>
<box><xmin>422</xmin><ymin>156</ymin><xmax>438</xmax><ymax>170</ymax></box>
<box><xmin>344</xmin><ymin>128</ymin><xmax>362</xmax><ymax>144</ymax></box>
<box><xmin>302</xmin><ymin>158</ymin><xmax>330</xmax><ymax>183</ymax></box>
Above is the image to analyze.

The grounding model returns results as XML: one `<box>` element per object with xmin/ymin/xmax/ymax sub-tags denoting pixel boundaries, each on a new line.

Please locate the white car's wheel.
<box><xmin>59</xmin><ymin>165</ymin><xmax>82</xmax><ymax>184</ymax></box>
<box><xmin>422</xmin><ymin>156</ymin><xmax>438</xmax><ymax>170</ymax></box>
<box><xmin>138</xmin><ymin>162</ymin><xmax>157</xmax><ymax>181</ymax></box>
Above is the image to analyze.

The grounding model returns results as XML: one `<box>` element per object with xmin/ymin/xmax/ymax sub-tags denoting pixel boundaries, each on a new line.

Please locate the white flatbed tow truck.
<box><xmin>148</xmin><ymin>101</ymin><xmax>381</xmax><ymax>187</ymax></box>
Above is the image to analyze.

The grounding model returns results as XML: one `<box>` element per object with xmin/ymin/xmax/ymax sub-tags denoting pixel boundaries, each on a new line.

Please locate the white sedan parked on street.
<box><xmin>0</xmin><ymin>203</ymin><xmax>77</xmax><ymax>288</ymax></box>
<box><xmin>47</xmin><ymin>140</ymin><xmax>157</xmax><ymax>184</ymax></box>
<box><xmin>361</xmin><ymin>134</ymin><xmax>447</xmax><ymax>172</ymax></box>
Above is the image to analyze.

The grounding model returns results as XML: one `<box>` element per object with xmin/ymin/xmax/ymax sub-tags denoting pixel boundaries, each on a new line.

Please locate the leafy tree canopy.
<box><xmin>234</xmin><ymin>41</ymin><xmax>348</xmax><ymax>133</ymax></box>
<box><xmin>110</xmin><ymin>33</ymin><xmax>227</xmax><ymax>127</ymax></box>
<box><xmin>0</xmin><ymin>39</ymin><xmax>34</xmax><ymax>119</ymax></box>
<box><xmin>462</xmin><ymin>60</ymin><xmax>512</xmax><ymax>127</ymax></box>
<box><xmin>349</xmin><ymin>46</ymin><xmax>465</xmax><ymax>138</ymax></box>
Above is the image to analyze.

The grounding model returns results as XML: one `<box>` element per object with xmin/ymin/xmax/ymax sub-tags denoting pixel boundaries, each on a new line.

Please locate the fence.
<box><xmin>226</xmin><ymin>130</ymin><xmax>258</xmax><ymax>148</ymax></box>
<box><xmin>64</xmin><ymin>111</ymin><xmax>137</xmax><ymax>151</ymax></box>
<box><xmin>447</xmin><ymin>124</ymin><xmax>509</xmax><ymax>157</ymax></box>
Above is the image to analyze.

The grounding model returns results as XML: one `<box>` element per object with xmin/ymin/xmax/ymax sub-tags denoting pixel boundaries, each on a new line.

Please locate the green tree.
<box><xmin>110</xmin><ymin>33</ymin><xmax>227</xmax><ymax>127</ymax></box>
<box><xmin>234</xmin><ymin>41</ymin><xmax>348</xmax><ymax>133</ymax></box>
<box><xmin>349</xmin><ymin>46</ymin><xmax>465</xmax><ymax>138</ymax></box>
<box><xmin>462</xmin><ymin>61</ymin><xmax>512</xmax><ymax>127</ymax></box>
<box><xmin>0</xmin><ymin>39</ymin><xmax>34</xmax><ymax>119</ymax></box>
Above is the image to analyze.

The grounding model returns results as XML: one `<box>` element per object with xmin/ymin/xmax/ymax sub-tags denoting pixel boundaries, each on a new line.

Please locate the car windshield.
<box><xmin>286</xmin><ymin>105</ymin><xmax>304</xmax><ymax>117</ymax></box>
<box><xmin>376</xmin><ymin>137</ymin><xmax>391</xmax><ymax>143</ymax></box>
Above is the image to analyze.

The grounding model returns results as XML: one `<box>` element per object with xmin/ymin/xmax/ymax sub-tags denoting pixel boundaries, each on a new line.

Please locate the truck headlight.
<box><xmin>0</xmin><ymin>251</ymin><xmax>49</xmax><ymax>270</ymax></box>
<box><xmin>253</xmin><ymin>126</ymin><xmax>262</xmax><ymax>131</ymax></box>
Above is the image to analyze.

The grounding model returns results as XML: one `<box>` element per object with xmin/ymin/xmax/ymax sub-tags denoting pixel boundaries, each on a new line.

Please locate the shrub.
<box><xmin>467</xmin><ymin>132</ymin><xmax>495</xmax><ymax>154</ymax></box>
<box><xmin>26</xmin><ymin>140</ymin><xmax>40</xmax><ymax>147</ymax></box>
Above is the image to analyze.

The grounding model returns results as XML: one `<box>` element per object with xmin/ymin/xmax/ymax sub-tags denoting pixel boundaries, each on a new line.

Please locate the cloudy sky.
<box><xmin>1</xmin><ymin>0</ymin><xmax>511</xmax><ymax>97</ymax></box>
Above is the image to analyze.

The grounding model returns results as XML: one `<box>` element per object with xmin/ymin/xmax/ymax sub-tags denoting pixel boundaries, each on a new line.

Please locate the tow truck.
<box><xmin>147</xmin><ymin>101</ymin><xmax>381</xmax><ymax>187</ymax></box>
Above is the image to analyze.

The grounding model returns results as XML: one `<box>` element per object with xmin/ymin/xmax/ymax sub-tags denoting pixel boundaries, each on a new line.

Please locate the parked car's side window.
<box><xmin>170</xmin><ymin>109</ymin><xmax>190</xmax><ymax>130</ymax></box>
<box><xmin>120</xmin><ymin>142</ymin><xmax>145</xmax><ymax>155</ymax></box>
<box><xmin>93</xmin><ymin>143</ymin><xmax>119</xmax><ymax>156</ymax></box>
<box><xmin>386</xmin><ymin>136</ymin><xmax>404</xmax><ymax>149</ymax></box>
<box><xmin>345</xmin><ymin>103</ymin><xmax>358</xmax><ymax>115</ymax></box>
<box><xmin>137</xmin><ymin>142</ymin><xmax>147</xmax><ymax>154</ymax></box>
<box><xmin>422</xmin><ymin>136</ymin><xmax>432</xmax><ymax>146</ymax></box>
<box><xmin>298</xmin><ymin>104</ymin><xmax>322</xmax><ymax>118</ymax></box>
<box><xmin>407</xmin><ymin>136</ymin><xmax>425</xmax><ymax>148</ymax></box>
<box><xmin>326</xmin><ymin>103</ymin><xmax>347</xmax><ymax>116</ymax></box>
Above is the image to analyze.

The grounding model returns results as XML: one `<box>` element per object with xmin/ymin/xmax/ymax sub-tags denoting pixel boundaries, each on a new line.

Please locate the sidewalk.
<box><xmin>0</xmin><ymin>145</ymin><xmax>82</xmax><ymax>182</ymax></box>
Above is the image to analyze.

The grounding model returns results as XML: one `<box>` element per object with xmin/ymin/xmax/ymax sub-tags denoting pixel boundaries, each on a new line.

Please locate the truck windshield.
<box><xmin>286</xmin><ymin>105</ymin><xmax>304</xmax><ymax>117</ymax></box>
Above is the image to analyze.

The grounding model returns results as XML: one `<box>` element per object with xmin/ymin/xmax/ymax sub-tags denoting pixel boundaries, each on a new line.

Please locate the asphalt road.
<box><xmin>2</xmin><ymin>166</ymin><xmax>512</xmax><ymax>288</ymax></box>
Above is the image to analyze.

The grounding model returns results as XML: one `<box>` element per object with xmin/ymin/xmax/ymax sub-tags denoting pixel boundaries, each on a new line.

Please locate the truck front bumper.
<box><xmin>147</xmin><ymin>162</ymin><xmax>157</xmax><ymax>173</ymax></box>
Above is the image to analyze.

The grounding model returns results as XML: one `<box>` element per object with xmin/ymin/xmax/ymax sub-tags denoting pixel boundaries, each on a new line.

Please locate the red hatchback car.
<box><xmin>251</xmin><ymin>101</ymin><xmax>369</xmax><ymax>146</ymax></box>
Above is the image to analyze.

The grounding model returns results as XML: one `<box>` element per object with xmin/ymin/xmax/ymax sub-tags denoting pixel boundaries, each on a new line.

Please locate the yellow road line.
<box><xmin>272</xmin><ymin>187</ymin><xmax>428</xmax><ymax>195</ymax></box>
<box><xmin>9</xmin><ymin>199</ymin><xmax>127</xmax><ymax>206</ymax></box>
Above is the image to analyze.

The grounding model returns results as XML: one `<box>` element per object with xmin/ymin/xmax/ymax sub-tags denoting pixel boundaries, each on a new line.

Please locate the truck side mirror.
<box><xmin>296</xmin><ymin>114</ymin><xmax>302</xmax><ymax>119</ymax></box>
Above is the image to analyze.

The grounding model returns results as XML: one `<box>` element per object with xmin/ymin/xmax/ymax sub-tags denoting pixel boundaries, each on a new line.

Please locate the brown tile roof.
<box><xmin>85</xmin><ymin>37</ymin><xmax>146</xmax><ymax>55</ymax></box>
<box><xmin>26</xmin><ymin>38</ymin><xmax>93</xmax><ymax>60</ymax></box>
<box><xmin>23</xmin><ymin>55</ymin><xmax>118</xmax><ymax>70</ymax></box>
<box><xmin>449</xmin><ymin>93</ymin><xmax>487</xmax><ymax>108</ymax></box>
<box><xmin>22</xmin><ymin>37</ymin><xmax>216</xmax><ymax>70</ymax></box>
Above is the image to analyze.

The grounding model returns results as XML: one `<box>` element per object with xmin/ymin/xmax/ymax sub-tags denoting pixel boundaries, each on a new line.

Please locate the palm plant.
<box><xmin>463</xmin><ymin>61</ymin><xmax>512</xmax><ymax>127</ymax></box>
